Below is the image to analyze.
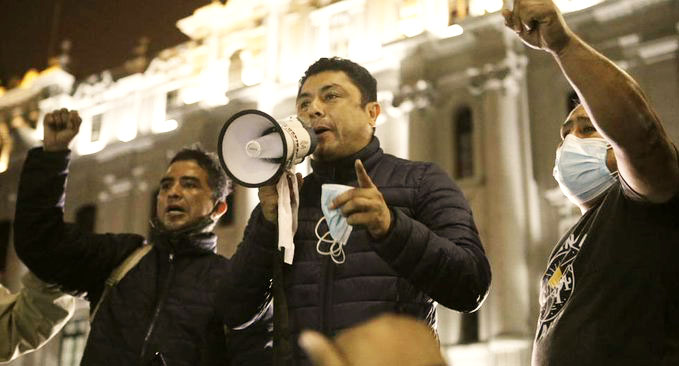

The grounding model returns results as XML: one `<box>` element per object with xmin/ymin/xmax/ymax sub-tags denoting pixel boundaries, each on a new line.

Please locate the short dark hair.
<box><xmin>169</xmin><ymin>145</ymin><xmax>231</xmax><ymax>201</ymax></box>
<box><xmin>298</xmin><ymin>57</ymin><xmax>377</xmax><ymax>106</ymax></box>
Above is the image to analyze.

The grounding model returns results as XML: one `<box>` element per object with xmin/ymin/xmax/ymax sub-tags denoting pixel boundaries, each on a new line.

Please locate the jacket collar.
<box><xmin>150</xmin><ymin>218</ymin><xmax>218</xmax><ymax>256</ymax></box>
<box><xmin>310</xmin><ymin>137</ymin><xmax>382</xmax><ymax>184</ymax></box>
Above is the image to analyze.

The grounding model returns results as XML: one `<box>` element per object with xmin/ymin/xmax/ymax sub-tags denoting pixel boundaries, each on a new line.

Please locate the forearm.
<box><xmin>373</xmin><ymin>165</ymin><xmax>490</xmax><ymax>311</ymax></box>
<box><xmin>14</xmin><ymin>148</ymin><xmax>143</xmax><ymax>294</ymax></box>
<box><xmin>373</xmin><ymin>209</ymin><xmax>490</xmax><ymax>312</ymax></box>
<box><xmin>555</xmin><ymin>37</ymin><xmax>669</xmax><ymax>155</ymax></box>
<box><xmin>14</xmin><ymin>148</ymin><xmax>73</xmax><ymax>279</ymax></box>
<box><xmin>556</xmin><ymin>37</ymin><xmax>679</xmax><ymax>199</ymax></box>
<box><xmin>220</xmin><ymin>208</ymin><xmax>277</xmax><ymax>327</ymax></box>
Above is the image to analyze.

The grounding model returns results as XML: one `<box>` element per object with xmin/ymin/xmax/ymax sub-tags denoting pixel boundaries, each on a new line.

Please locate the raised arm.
<box><xmin>13</xmin><ymin>109</ymin><xmax>143</xmax><ymax>296</ymax></box>
<box><xmin>217</xmin><ymin>206</ymin><xmax>277</xmax><ymax>328</ymax></box>
<box><xmin>503</xmin><ymin>0</ymin><xmax>679</xmax><ymax>202</ymax></box>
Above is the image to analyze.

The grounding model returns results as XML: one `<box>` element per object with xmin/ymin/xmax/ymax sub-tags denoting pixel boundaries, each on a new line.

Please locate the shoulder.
<box><xmin>373</xmin><ymin>153</ymin><xmax>441</xmax><ymax>186</ymax></box>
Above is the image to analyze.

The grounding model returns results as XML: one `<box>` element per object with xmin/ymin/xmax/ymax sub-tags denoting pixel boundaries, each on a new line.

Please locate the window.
<box><xmin>449</xmin><ymin>0</ymin><xmax>469</xmax><ymax>24</ymax></box>
<box><xmin>450</xmin><ymin>0</ymin><xmax>503</xmax><ymax>25</ymax></box>
<box><xmin>75</xmin><ymin>205</ymin><xmax>97</xmax><ymax>233</ymax></box>
<box><xmin>149</xmin><ymin>188</ymin><xmax>159</xmax><ymax>236</ymax></box>
<box><xmin>90</xmin><ymin>114</ymin><xmax>103</xmax><ymax>142</ymax></box>
<box><xmin>454</xmin><ymin>107</ymin><xmax>474</xmax><ymax>180</ymax></box>
<box><xmin>458</xmin><ymin>311</ymin><xmax>479</xmax><ymax>344</ymax></box>
<box><xmin>0</xmin><ymin>221</ymin><xmax>10</xmax><ymax>276</ymax></box>
<box><xmin>567</xmin><ymin>90</ymin><xmax>580</xmax><ymax>112</ymax></box>
<box><xmin>218</xmin><ymin>191</ymin><xmax>235</xmax><ymax>227</ymax></box>
<box><xmin>59</xmin><ymin>317</ymin><xmax>89</xmax><ymax>366</ymax></box>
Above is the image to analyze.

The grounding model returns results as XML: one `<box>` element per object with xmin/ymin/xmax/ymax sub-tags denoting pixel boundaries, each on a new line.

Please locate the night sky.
<box><xmin>0</xmin><ymin>0</ymin><xmax>212</xmax><ymax>86</ymax></box>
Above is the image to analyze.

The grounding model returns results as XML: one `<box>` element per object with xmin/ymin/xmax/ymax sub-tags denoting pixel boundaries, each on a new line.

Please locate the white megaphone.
<box><xmin>217</xmin><ymin>109</ymin><xmax>318</xmax><ymax>187</ymax></box>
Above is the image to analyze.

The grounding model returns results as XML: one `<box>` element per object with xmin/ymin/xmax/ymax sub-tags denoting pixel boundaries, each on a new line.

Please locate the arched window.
<box><xmin>567</xmin><ymin>90</ymin><xmax>580</xmax><ymax>112</ymax></box>
<box><xmin>454</xmin><ymin>106</ymin><xmax>474</xmax><ymax>180</ymax></box>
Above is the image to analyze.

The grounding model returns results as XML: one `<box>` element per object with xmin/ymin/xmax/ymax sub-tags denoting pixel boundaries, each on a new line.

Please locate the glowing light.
<box><xmin>400</xmin><ymin>19</ymin><xmax>424</xmax><ymax>38</ymax></box>
<box><xmin>240</xmin><ymin>50</ymin><xmax>263</xmax><ymax>87</ymax></box>
<box><xmin>78</xmin><ymin>141</ymin><xmax>105</xmax><ymax>155</ymax></box>
<box><xmin>180</xmin><ymin>87</ymin><xmax>203</xmax><ymax>105</ymax></box>
<box><xmin>399</xmin><ymin>1</ymin><xmax>424</xmax><ymax>37</ymax></box>
<box><xmin>469</xmin><ymin>0</ymin><xmax>504</xmax><ymax>17</ymax></box>
<box><xmin>19</xmin><ymin>69</ymin><xmax>40</xmax><ymax>89</ymax></box>
<box><xmin>554</xmin><ymin>0</ymin><xmax>604</xmax><ymax>12</ymax></box>
<box><xmin>152</xmin><ymin>119</ymin><xmax>179</xmax><ymax>134</ymax></box>
<box><xmin>0</xmin><ymin>122</ymin><xmax>10</xmax><ymax>173</ymax></box>
<box><xmin>241</xmin><ymin>67</ymin><xmax>263</xmax><ymax>87</ymax></box>
<box><xmin>435</xmin><ymin>24</ymin><xmax>464</xmax><ymax>39</ymax></box>
<box><xmin>116</xmin><ymin>120</ymin><xmax>138</xmax><ymax>142</ymax></box>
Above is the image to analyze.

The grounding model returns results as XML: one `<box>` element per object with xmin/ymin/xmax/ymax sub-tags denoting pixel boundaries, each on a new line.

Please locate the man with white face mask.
<box><xmin>504</xmin><ymin>1</ymin><xmax>679</xmax><ymax>365</ymax></box>
<box><xmin>221</xmin><ymin>57</ymin><xmax>491</xmax><ymax>366</ymax></box>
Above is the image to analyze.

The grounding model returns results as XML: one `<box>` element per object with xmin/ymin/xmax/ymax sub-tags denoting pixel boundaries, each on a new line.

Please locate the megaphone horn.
<box><xmin>217</xmin><ymin>109</ymin><xmax>317</xmax><ymax>187</ymax></box>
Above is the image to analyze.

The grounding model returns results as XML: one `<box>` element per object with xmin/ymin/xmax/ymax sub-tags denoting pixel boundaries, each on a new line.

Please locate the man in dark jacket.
<box><xmin>13</xmin><ymin>109</ymin><xmax>272</xmax><ymax>366</ymax></box>
<box><xmin>222</xmin><ymin>57</ymin><xmax>492</xmax><ymax>365</ymax></box>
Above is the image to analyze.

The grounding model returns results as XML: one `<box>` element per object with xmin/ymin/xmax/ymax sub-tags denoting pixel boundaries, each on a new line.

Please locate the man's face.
<box><xmin>156</xmin><ymin>160</ymin><xmax>215</xmax><ymax>231</ymax></box>
<box><xmin>296</xmin><ymin>71</ymin><xmax>379</xmax><ymax>162</ymax></box>
<box><xmin>558</xmin><ymin>105</ymin><xmax>618</xmax><ymax>173</ymax></box>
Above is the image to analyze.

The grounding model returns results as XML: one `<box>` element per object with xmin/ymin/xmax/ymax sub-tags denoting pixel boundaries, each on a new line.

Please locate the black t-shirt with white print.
<box><xmin>533</xmin><ymin>178</ymin><xmax>679</xmax><ymax>366</ymax></box>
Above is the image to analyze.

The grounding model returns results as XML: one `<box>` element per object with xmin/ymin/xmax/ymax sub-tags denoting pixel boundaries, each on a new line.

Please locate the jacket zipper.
<box><xmin>140</xmin><ymin>252</ymin><xmax>175</xmax><ymax>361</ymax></box>
<box><xmin>320</xmin><ymin>256</ymin><xmax>334</xmax><ymax>334</ymax></box>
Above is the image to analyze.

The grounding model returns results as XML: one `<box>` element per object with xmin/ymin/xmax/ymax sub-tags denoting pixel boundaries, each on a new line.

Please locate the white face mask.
<box><xmin>315</xmin><ymin>184</ymin><xmax>354</xmax><ymax>264</ymax></box>
<box><xmin>553</xmin><ymin>134</ymin><xmax>618</xmax><ymax>205</ymax></box>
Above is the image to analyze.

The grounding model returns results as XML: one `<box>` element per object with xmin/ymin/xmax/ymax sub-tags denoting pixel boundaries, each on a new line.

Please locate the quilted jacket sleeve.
<box><xmin>0</xmin><ymin>272</ymin><xmax>75</xmax><ymax>362</ymax></box>
<box><xmin>372</xmin><ymin>163</ymin><xmax>491</xmax><ymax>312</ymax></box>
<box><xmin>218</xmin><ymin>206</ymin><xmax>277</xmax><ymax>328</ymax></box>
<box><xmin>13</xmin><ymin>148</ymin><xmax>144</xmax><ymax>297</ymax></box>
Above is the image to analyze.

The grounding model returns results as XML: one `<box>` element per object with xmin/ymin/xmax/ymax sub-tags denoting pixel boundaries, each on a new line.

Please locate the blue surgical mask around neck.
<box><xmin>316</xmin><ymin>184</ymin><xmax>354</xmax><ymax>264</ymax></box>
<box><xmin>553</xmin><ymin>134</ymin><xmax>618</xmax><ymax>206</ymax></box>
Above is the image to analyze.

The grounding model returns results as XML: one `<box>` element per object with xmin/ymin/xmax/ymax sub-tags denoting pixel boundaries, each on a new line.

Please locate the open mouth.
<box><xmin>166</xmin><ymin>205</ymin><xmax>186</xmax><ymax>215</ymax></box>
<box><xmin>314</xmin><ymin>127</ymin><xmax>331</xmax><ymax>135</ymax></box>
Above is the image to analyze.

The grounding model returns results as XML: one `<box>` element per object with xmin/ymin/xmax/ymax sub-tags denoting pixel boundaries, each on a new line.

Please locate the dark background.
<box><xmin>0</xmin><ymin>0</ymin><xmax>213</xmax><ymax>86</ymax></box>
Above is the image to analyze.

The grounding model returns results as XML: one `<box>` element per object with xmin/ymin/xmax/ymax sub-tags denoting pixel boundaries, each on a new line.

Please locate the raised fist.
<box><xmin>502</xmin><ymin>0</ymin><xmax>574</xmax><ymax>55</ymax></box>
<box><xmin>43</xmin><ymin>109</ymin><xmax>82</xmax><ymax>152</ymax></box>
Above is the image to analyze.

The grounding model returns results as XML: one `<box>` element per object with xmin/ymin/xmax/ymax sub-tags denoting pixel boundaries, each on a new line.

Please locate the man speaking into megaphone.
<box><xmin>221</xmin><ymin>57</ymin><xmax>492</xmax><ymax>366</ymax></box>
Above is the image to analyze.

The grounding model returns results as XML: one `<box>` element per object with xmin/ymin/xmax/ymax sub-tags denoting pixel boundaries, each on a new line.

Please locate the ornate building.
<box><xmin>1</xmin><ymin>0</ymin><xmax>677</xmax><ymax>364</ymax></box>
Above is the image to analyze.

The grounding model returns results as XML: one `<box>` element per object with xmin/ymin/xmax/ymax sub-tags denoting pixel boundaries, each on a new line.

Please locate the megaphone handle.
<box><xmin>277</xmin><ymin>171</ymin><xmax>298</xmax><ymax>264</ymax></box>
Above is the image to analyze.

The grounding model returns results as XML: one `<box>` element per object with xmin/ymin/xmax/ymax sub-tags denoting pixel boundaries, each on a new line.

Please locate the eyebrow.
<box><xmin>159</xmin><ymin>176</ymin><xmax>202</xmax><ymax>186</ymax></box>
<box><xmin>560</xmin><ymin>116</ymin><xmax>592</xmax><ymax>138</ymax></box>
<box><xmin>297</xmin><ymin>84</ymin><xmax>342</xmax><ymax>102</ymax></box>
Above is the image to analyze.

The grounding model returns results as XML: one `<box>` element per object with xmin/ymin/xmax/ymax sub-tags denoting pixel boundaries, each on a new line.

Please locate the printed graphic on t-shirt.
<box><xmin>536</xmin><ymin>232</ymin><xmax>587</xmax><ymax>340</ymax></box>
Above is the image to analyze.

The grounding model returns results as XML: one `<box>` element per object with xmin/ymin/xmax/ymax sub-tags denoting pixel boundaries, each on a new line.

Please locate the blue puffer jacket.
<box><xmin>14</xmin><ymin>148</ymin><xmax>272</xmax><ymax>366</ymax></box>
<box><xmin>224</xmin><ymin>137</ymin><xmax>491</xmax><ymax>366</ymax></box>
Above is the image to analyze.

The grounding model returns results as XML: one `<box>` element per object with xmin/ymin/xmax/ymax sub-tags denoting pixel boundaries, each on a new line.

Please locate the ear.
<box><xmin>366</xmin><ymin>102</ymin><xmax>381</xmax><ymax>128</ymax></box>
<box><xmin>211</xmin><ymin>200</ymin><xmax>228</xmax><ymax>220</ymax></box>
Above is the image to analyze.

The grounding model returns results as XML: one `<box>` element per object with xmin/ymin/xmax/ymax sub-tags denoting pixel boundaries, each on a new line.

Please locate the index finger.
<box><xmin>354</xmin><ymin>159</ymin><xmax>375</xmax><ymax>189</ymax></box>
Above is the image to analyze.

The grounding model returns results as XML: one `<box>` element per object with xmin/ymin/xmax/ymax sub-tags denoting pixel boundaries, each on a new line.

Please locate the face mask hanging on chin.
<box><xmin>316</xmin><ymin>184</ymin><xmax>354</xmax><ymax>264</ymax></box>
<box><xmin>553</xmin><ymin>134</ymin><xmax>618</xmax><ymax>206</ymax></box>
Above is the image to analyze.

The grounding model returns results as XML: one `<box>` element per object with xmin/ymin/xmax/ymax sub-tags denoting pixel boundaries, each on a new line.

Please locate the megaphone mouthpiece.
<box><xmin>245</xmin><ymin>133</ymin><xmax>285</xmax><ymax>159</ymax></box>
